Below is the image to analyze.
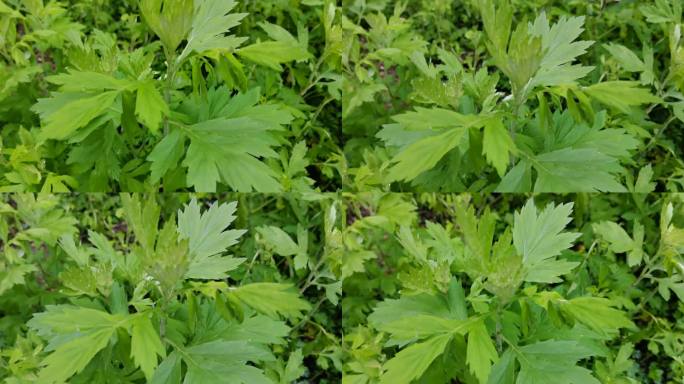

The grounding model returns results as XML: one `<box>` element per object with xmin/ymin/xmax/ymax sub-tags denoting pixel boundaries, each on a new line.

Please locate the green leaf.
<box><xmin>478</xmin><ymin>0</ymin><xmax>513</xmax><ymax>59</ymax></box>
<box><xmin>232</xmin><ymin>283</ymin><xmax>311</xmax><ymax>319</ymax></box>
<box><xmin>135</xmin><ymin>81</ymin><xmax>168</xmax><ymax>133</ymax></box>
<box><xmin>0</xmin><ymin>264</ymin><xmax>37</xmax><ymax>295</ymax></box>
<box><xmin>583</xmin><ymin>81</ymin><xmax>661</xmax><ymax>113</ymax></box>
<box><xmin>386</xmin><ymin>128</ymin><xmax>467</xmax><ymax>182</ymax></box>
<box><xmin>28</xmin><ymin>306</ymin><xmax>129</xmax><ymax>383</ymax></box>
<box><xmin>515</xmin><ymin>340</ymin><xmax>600</xmax><ymax>384</ymax></box>
<box><xmin>513</xmin><ymin>200</ymin><xmax>580</xmax><ymax>282</ymax></box>
<box><xmin>560</xmin><ymin>297</ymin><xmax>635</xmax><ymax>335</ymax></box>
<box><xmin>592</xmin><ymin>221</ymin><xmax>634</xmax><ymax>253</ymax></box>
<box><xmin>185</xmin><ymin>362</ymin><xmax>271</xmax><ymax>384</ymax></box>
<box><xmin>467</xmin><ymin>320</ymin><xmax>498</xmax><ymax>384</ymax></box>
<box><xmin>183</xmin><ymin>340</ymin><xmax>274</xmax><ymax>384</ymax></box>
<box><xmin>640</xmin><ymin>0</ymin><xmax>681</xmax><ymax>24</ymax></box>
<box><xmin>147</xmin><ymin>129</ymin><xmax>186</xmax><ymax>182</ymax></box>
<box><xmin>369</xmin><ymin>293</ymin><xmax>453</xmax><ymax>328</ymax></box>
<box><xmin>46</xmin><ymin>70</ymin><xmax>133</xmax><ymax>92</ymax></box>
<box><xmin>488</xmin><ymin>350</ymin><xmax>515</xmax><ymax>384</ymax></box>
<box><xmin>177</xmin><ymin>198</ymin><xmax>246</xmax><ymax>279</ymax></box>
<box><xmin>391</xmin><ymin>107</ymin><xmax>484</xmax><ymax>131</ymax></box>
<box><xmin>187</xmin><ymin>340</ymin><xmax>274</xmax><ymax>363</ymax></box>
<box><xmin>180</xmin><ymin>88</ymin><xmax>292</xmax><ymax>192</ymax></box>
<box><xmin>188</xmin><ymin>151</ymin><xmax>282</xmax><ymax>192</ymax></box>
<box><xmin>130</xmin><ymin>314</ymin><xmax>166</xmax><ymax>380</ymax></box>
<box><xmin>256</xmin><ymin>226</ymin><xmax>300</xmax><ymax>256</ymax></box>
<box><xmin>523</xmin><ymin>258</ymin><xmax>579</xmax><ymax>283</ymax></box>
<box><xmin>376</xmin><ymin>315</ymin><xmax>475</xmax><ymax>343</ymax></box>
<box><xmin>482</xmin><ymin>118</ymin><xmax>515</xmax><ymax>177</ymax></box>
<box><xmin>179</xmin><ymin>0</ymin><xmax>248</xmax><ymax>61</ymax></box>
<box><xmin>258</xmin><ymin>22</ymin><xmax>300</xmax><ymax>44</ymax></box>
<box><xmin>604</xmin><ymin>43</ymin><xmax>645</xmax><ymax>72</ymax></box>
<box><xmin>36</xmin><ymin>91</ymin><xmax>119</xmax><ymax>140</ymax></box>
<box><xmin>340</xmin><ymin>250</ymin><xmax>375</xmax><ymax>279</ymax></box>
<box><xmin>222</xmin><ymin>315</ymin><xmax>290</xmax><ymax>345</ymax></box>
<box><xmin>121</xmin><ymin>194</ymin><xmax>160</xmax><ymax>255</ymax></box>
<box><xmin>37</xmin><ymin>328</ymin><xmax>116</xmax><ymax>384</ymax></box>
<box><xmin>447</xmin><ymin>278</ymin><xmax>468</xmax><ymax>320</ymax></box>
<box><xmin>496</xmin><ymin>161</ymin><xmax>532</xmax><ymax>192</ymax></box>
<box><xmin>380</xmin><ymin>333</ymin><xmax>452</xmax><ymax>384</ymax></box>
<box><xmin>283</xmin><ymin>349</ymin><xmax>306</xmax><ymax>383</ymax></box>
<box><xmin>505</xmin><ymin>110</ymin><xmax>635</xmax><ymax>193</ymax></box>
<box><xmin>238</xmin><ymin>41</ymin><xmax>311</xmax><ymax>71</ymax></box>
<box><xmin>28</xmin><ymin>305</ymin><xmax>127</xmax><ymax>336</ymax></box>
<box><xmin>150</xmin><ymin>352</ymin><xmax>182</xmax><ymax>384</ymax></box>
<box><xmin>528</xmin><ymin>13</ymin><xmax>594</xmax><ymax>87</ymax></box>
<box><xmin>532</xmin><ymin>148</ymin><xmax>626</xmax><ymax>192</ymax></box>
<box><xmin>140</xmin><ymin>0</ymin><xmax>194</xmax><ymax>53</ymax></box>
<box><xmin>633</xmin><ymin>165</ymin><xmax>656</xmax><ymax>193</ymax></box>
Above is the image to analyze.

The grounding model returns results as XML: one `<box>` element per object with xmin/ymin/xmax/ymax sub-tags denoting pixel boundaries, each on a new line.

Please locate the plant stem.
<box><xmin>495</xmin><ymin>300</ymin><xmax>504</xmax><ymax>353</ymax></box>
<box><xmin>163</xmin><ymin>50</ymin><xmax>178</xmax><ymax>136</ymax></box>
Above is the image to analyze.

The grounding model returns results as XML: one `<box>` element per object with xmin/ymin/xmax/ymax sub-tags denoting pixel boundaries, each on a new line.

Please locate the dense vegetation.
<box><xmin>2</xmin><ymin>0</ymin><xmax>684</xmax><ymax>383</ymax></box>
<box><xmin>342</xmin><ymin>0</ymin><xmax>684</xmax><ymax>192</ymax></box>
<box><xmin>0</xmin><ymin>193</ymin><xmax>341</xmax><ymax>383</ymax></box>
<box><xmin>340</xmin><ymin>193</ymin><xmax>684</xmax><ymax>383</ymax></box>
<box><xmin>0</xmin><ymin>0</ymin><xmax>342</xmax><ymax>192</ymax></box>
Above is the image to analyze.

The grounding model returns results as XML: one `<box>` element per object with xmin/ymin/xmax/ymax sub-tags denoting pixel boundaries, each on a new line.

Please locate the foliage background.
<box><xmin>340</xmin><ymin>192</ymin><xmax>684</xmax><ymax>383</ymax></box>
<box><xmin>342</xmin><ymin>0</ymin><xmax>684</xmax><ymax>192</ymax></box>
<box><xmin>0</xmin><ymin>0</ymin><xmax>342</xmax><ymax>192</ymax></box>
<box><xmin>0</xmin><ymin>193</ymin><xmax>342</xmax><ymax>383</ymax></box>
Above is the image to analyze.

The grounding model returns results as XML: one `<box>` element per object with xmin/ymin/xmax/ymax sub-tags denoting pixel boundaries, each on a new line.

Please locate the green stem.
<box><xmin>163</xmin><ymin>50</ymin><xmax>178</xmax><ymax>136</ymax></box>
<box><xmin>643</xmin><ymin>116</ymin><xmax>676</xmax><ymax>153</ymax></box>
<box><xmin>495</xmin><ymin>300</ymin><xmax>504</xmax><ymax>353</ymax></box>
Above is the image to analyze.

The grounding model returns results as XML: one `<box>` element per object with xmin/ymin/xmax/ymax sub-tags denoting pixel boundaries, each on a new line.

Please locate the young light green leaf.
<box><xmin>584</xmin><ymin>81</ymin><xmax>661</xmax><ymax>113</ymax></box>
<box><xmin>282</xmin><ymin>349</ymin><xmax>306</xmax><ymax>383</ymax></box>
<box><xmin>513</xmin><ymin>200</ymin><xmax>580</xmax><ymax>282</ymax></box>
<box><xmin>604</xmin><ymin>43</ymin><xmax>645</xmax><ymax>72</ymax></box>
<box><xmin>37</xmin><ymin>91</ymin><xmax>119</xmax><ymax>140</ymax></box>
<box><xmin>593</xmin><ymin>221</ymin><xmax>634</xmax><ymax>253</ymax></box>
<box><xmin>391</xmin><ymin>107</ymin><xmax>484</xmax><ymax>131</ymax></box>
<box><xmin>130</xmin><ymin>314</ymin><xmax>166</xmax><ymax>380</ymax></box>
<box><xmin>256</xmin><ymin>226</ymin><xmax>300</xmax><ymax>256</ymax></box>
<box><xmin>37</xmin><ymin>328</ymin><xmax>116</xmax><ymax>384</ymax></box>
<box><xmin>0</xmin><ymin>264</ymin><xmax>37</xmax><ymax>295</ymax></box>
<box><xmin>380</xmin><ymin>333</ymin><xmax>452</xmax><ymax>384</ymax></box>
<box><xmin>528</xmin><ymin>13</ymin><xmax>594</xmax><ymax>88</ymax></box>
<box><xmin>179</xmin><ymin>0</ymin><xmax>248</xmax><ymax>61</ymax></box>
<box><xmin>177</xmin><ymin>198</ymin><xmax>246</xmax><ymax>279</ymax></box>
<box><xmin>140</xmin><ymin>0</ymin><xmax>194</xmax><ymax>53</ymax></box>
<box><xmin>386</xmin><ymin>128</ymin><xmax>466</xmax><ymax>182</ymax></box>
<box><xmin>238</xmin><ymin>41</ymin><xmax>311</xmax><ymax>71</ymax></box>
<box><xmin>467</xmin><ymin>320</ymin><xmax>498</xmax><ymax>384</ymax></box>
<box><xmin>135</xmin><ymin>81</ymin><xmax>168</xmax><ymax>133</ymax></box>
<box><xmin>46</xmin><ymin>70</ymin><xmax>133</xmax><ymax>92</ymax></box>
<box><xmin>28</xmin><ymin>306</ymin><xmax>129</xmax><ymax>383</ymax></box>
<box><xmin>232</xmin><ymin>283</ymin><xmax>311</xmax><ymax>319</ymax></box>
<box><xmin>121</xmin><ymin>194</ymin><xmax>160</xmax><ymax>255</ymax></box>
<box><xmin>482</xmin><ymin>118</ymin><xmax>515</xmax><ymax>177</ymax></box>
<box><xmin>369</xmin><ymin>293</ymin><xmax>453</xmax><ymax>327</ymax></box>
<box><xmin>514</xmin><ymin>200</ymin><xmax>579</xmax><ymax>265</ymax></box>
<box><xmin>147</xmin><ymin>129</ymin><xmax>186</xmax><ymax>182</ymax></box>
<box><xmin>376</xmin><ymin>315</ymin><xmax>474</xmax><ymax>343</ymax></box>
